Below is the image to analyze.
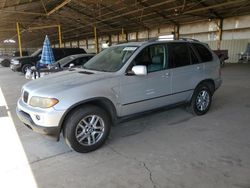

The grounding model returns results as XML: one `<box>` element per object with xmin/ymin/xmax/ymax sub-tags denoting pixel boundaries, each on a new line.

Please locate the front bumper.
<box><xmin>10</xmin><ymin>63</ymin><xmax>21</xmax><ymax>72</ymax></box>
<box><xmin>16</xmin><ymin>98</ymin><xmax>65</xmax><ymax>136</ymax></box>
<box><xmin>16</xmin><ymin>108</ymin><xmax>59</xmax><ymax>135</ymax></box>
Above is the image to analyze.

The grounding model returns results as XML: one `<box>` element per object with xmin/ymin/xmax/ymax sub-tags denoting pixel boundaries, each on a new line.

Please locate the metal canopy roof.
<box><xmin>0</xmin><ymin>0</ymin><xmax>250</xmax><ymax>47</ymax></box>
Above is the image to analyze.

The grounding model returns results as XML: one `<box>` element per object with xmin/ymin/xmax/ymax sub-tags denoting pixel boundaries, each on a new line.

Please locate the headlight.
<box><xmin>11</xmin><ymin>60</ymin><xmax>20</xmax><ymax>65</ymax></box>
<box><xmin>29</xmin><ymin>96</ymin><xmax>59</xmax><ymax>108</ymax></box>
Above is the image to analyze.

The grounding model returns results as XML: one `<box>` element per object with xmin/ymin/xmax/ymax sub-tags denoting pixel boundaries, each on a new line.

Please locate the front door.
<box><xmin>119</xmin><ymin>44</ymin><xmax>172</xmax><ymax>116</ymax></box>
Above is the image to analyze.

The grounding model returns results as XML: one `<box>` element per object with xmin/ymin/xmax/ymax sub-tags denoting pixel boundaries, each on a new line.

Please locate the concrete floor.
<box><xmin>0</xmin><ymin>64</ymin><xmax>250</xmax><ymax>188</ymax></box>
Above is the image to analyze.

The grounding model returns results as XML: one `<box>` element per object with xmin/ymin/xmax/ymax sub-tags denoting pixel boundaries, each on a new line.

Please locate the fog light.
<box><xmin>36</xmin><ymin>115</ymin><xmax>40</xmax><ymax>120</ymax></box>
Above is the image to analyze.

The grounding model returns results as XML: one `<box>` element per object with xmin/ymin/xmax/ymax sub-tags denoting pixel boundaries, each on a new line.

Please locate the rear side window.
<box><xmin>169</xmin><ymin>43</ymin><xmax>190</xmax><ymax>68</ymax></box>
<box><xmin>64</xmin><ymin>48</ymin><xmax>86</xmax><ymax>56</ymax></box>
<box><xmin>53</xmin><ymin>49</ymin><xmax>65</xmax><ymax>60</ymax></box>
<box><xmin>192</xmin><ymin>43</ymin><xmax>213</xmax><ymax>62</ymax></box>
<box><xmin>189</xmin><ymin>46</ymin><xmax>200</xmax><ymax>64</ymax></box>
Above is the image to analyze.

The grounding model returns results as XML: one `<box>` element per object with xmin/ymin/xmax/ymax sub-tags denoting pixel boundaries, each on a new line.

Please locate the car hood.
<box><xmin>13</xmin><ymin>56</ymin><xmax>34</xmax><ymax>61</ymax></box>
<box><xmin>23</xmin><ymin>69</ymin><xmax>113</xmax><ymax>96</ymax></box>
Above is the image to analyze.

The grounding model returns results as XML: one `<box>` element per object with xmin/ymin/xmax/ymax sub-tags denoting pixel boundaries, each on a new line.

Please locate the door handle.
<box><xmin>165</xmin><ymin>72</ymin><xmax>169</xmax><ymax>76</ymax></box>
<box><xmin>197</xmin><ymin>66</ymin><xmax>200</xmax><ymax>70</ymax></box>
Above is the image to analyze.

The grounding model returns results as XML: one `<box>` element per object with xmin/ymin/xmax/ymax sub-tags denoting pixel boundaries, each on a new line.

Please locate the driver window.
<box><xmin>132</xmin><ymin>44</ymin><xmax>167</xmax><ymax>73</ymax></box>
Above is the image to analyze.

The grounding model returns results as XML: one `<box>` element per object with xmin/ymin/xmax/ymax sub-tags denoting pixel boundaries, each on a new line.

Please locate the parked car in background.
<box><xmin>0</xmin><ymin>54</ymin><xmax>9</xmax><ymax>66</ymax></box>
<box><xmin>213</xmin><ymin>49</ymin><xmax>229</xmax><ymax>66</ymax></box>
<box><xmin>13</xmin><ymin>51</ymin><xmax>29</xmax><ymax>57</ymax></box>
<box><xmin>10</xmin><ymin>48</ymin><xmax>86</xmax><ymax>73</ymax></box>
<box><xmin>238</xmin><ymin>43</ymin><xmax>250</xmax><ymax>63</ymax></box>
<box><xmin>0</xmin><ymin>50</ymin><xmax>29</xmax><ymax>67</ymax></box>
<box><xmin>55</xmin><ymin>54</ymin><xmax>95</xmax><ymax>69</ymax></box>
<box><xmin>25</xmin><ymin>54</ymin><xmax>95</xmax><ymax>79</ymax></box>
<box><xmin>17</xmin><ymin>38</ymin><xmax>222</xmax><ymax>153</ymax></box>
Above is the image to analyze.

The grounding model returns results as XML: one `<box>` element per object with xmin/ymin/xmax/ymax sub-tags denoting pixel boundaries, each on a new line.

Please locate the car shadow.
<box><xmin>109</xmin><ymin>106</ymin><xmax>194</xmax><ymax>141</ymax></box>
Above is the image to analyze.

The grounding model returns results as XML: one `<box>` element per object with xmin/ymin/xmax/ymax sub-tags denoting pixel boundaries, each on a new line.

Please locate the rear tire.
<box><xmin>189</xmin><ymin>84</ymin><xmax>212</xmax><ymax>115</ymax></box>
<box><xmin>63</xmin><ymin>105</ymin><xmax>111</xmax><ymax>153</ymax></box>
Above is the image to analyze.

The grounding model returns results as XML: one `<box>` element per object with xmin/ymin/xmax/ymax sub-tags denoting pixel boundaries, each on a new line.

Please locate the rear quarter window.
<box><xmin>192</xmin><ymin>43</ymin><xmax>213</xmax><ymax>62</ymax></box>
<box><xmin>64</xmin><ymin>48</ymin><xmax>86</xmax><ymax>55</ymax></box>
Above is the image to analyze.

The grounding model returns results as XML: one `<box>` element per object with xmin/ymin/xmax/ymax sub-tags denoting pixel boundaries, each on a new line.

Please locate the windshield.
<box><xmin>31</xmin><ymin>49</ymin><xmax>42</xmax><ymax>57</ymax></box>
<box><xmin>83</xmin><ymin>46</ymin><xmax>138</xmax><ymax>72</ymax></box>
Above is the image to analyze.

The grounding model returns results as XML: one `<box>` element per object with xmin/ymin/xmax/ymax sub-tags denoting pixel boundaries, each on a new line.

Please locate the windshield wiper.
<box><xmin>82</xmin><ymin>66</ymin><xmax>108</xmax><ymax>72</ymax></box>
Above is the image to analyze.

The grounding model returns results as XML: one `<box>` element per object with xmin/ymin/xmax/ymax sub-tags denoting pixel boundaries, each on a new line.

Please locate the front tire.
<box><xmin>1</xmin><ymin>59</ymin><xmax>10</xmax><ymax>67</ymax></box>
<box><xmin>190</xmin><ymin>84</ymin><xmax>212</xmax><ymax>115</ymax></box>
<box><xmin>21</xmin><ymin>64</ymin><xmax>32</xmax><ymax>74</ymax></box>
<box><xmin>63</xmin><ymin>105</ymin><xmax>111</xmax><ymax>153</ymax></box>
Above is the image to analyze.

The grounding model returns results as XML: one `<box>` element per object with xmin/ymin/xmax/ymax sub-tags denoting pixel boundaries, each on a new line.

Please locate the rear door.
<box><xmin>191</xmin><ymin>43</ymin><xmax>216</xmax><ymax>80</ymax></box>
<box><xmin>169</xmin><ymin>42</ymin><xmax>204</xmax><ymax>103</ymax></box>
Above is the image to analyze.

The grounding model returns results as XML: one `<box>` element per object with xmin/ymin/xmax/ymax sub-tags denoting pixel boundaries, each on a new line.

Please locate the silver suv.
<box><xmin>16</xmin><ymin>39</ymin><xmax>222</xmax><ymax>153</ymax></box>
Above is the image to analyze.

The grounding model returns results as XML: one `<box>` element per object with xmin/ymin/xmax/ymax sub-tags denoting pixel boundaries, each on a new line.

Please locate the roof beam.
<box><xmin>137</xmin><ymin>1</ymin><xmax>178</xmax><ymax>25</ymax></box>
<box><xmin>183</xmin><ymin>0</ymin><xmax>247</xmax><ymax>15</ymax></box>
<box><xmin>40</xmin><ymin>0</ymin><xmax>47</xmax><ymax>14</ymax></box>
<box><xmin>65</xmin><ymin>5</ymin><xmax>117</xmax><ymax>29</ymax></box>
<box><xmin>99</xmin><ymin>3</ymin><xmax>149</xmax><ymax>30</ymax></box>
<box><xmin>16</xmin><ymin>0</ymin><xmax>21</xmax><ymax>5</ymax></box>
<box><xmin>46</xmin><ymin>0</ymin><xmax>71</xmax><ymax>16</ymax></box>
<box><xmin>0</xmin><ymin>0</ymin><xmax>44</xmax><ymax>15</ymax></box>
<box><xmin>2</xmin><ymin>0</ymin><xmax>7</xmax><ymax>8</ymax></box>
<box><xmin>195</xmin><ymin>0</ymin><xmax>221</xmax><ymax>19</ymax></box>
<box><xmin>229</xmin><ymin>0</ymin><xmax>250</xmax><ymax>16</ymax></box>
<box><xmin>1</xmin><ymin>0</ymin><xmax>41</xmax><ymax>9</ymax></box>
<box><xmin>0</xmin><ymin>9</ymin><xmax>45</xmax><ymax>16</ymax></box>
<box><xmin>48</xmin><ymin>0</ymin><xmax>184</xmax><ymax>37</ymax></box>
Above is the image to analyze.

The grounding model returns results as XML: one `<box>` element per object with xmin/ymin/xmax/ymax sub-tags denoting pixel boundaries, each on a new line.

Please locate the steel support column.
<box><xmin>121</xmin><ymin>27</ymin><xmax>125</xmax><ymax>41</ymax></box>
<box><xmin>16</xmin><ymin>22</ymin><xmax>22</xmax><ymax>57</ymax></box>
<box><xmin>58</xmin><ymin>25</ymin><xmax>62</xmax><ymax>48</ymax></box>
<box><xmin>217</xmin><ymin>18</ymin><xmax>223</xmax><ymax>49</ymax></box>
<box><xmin>175</xmin><ymin>24</ymin><xmax>180</xmax><ymax>40</ymax></box>
<box><xmin>94</xmin><ymin>26</ymin><xmax>99</xmax><ymax>53</ymax></box>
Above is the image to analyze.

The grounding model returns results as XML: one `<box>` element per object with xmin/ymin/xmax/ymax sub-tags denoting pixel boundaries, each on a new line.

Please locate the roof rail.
<box><xmin>148</xmin><ymin>37</ymin><xmax>200</xmax><ymax>42</ymax></box>
<box><xmin>148</xmin><ymin>35</ymin><xmax>175</xmax><ymax>42</ymax></box>
<box><xmin>179</xmin><ymin>38</ymin><xmax>200</xmax><ymax>42</ymax></box>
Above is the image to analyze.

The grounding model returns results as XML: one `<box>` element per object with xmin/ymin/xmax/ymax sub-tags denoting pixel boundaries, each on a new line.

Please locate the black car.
<box><xmin>10</xmin><ymin>48</ymin><xmax>86</xmax><ymax>73</ymax></box>
<box><xmin>13</xmin><ymin>51</ymin><xmax>29</xmax><ymax>57</ymax></box>
<box><xmin>0</xmin><ymin>50</ymin><xmax>29</xmax><ymax>67</ymax></box>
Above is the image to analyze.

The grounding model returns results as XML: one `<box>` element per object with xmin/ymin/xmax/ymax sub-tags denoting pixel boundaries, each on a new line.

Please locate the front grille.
<box><xmin>23</xmin><ymin>91</ymin><xmax>29</xmax><ymax>103</ymax></box>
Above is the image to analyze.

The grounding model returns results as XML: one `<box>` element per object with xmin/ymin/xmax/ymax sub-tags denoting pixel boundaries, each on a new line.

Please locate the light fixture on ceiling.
<box><xmin>3</xmin><ymin>39</ymin><xmax>16</xmax><ymax>43</ymax></box>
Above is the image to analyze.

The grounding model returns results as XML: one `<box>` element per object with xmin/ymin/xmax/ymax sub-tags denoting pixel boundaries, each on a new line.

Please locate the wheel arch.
<box><xmin>58</xmin><ymin>97</ymin><xmax>117</xmax><ymax>137</ymax></box>
<box><xmin>188</xmin><ymin>79</ymin><xmax>215</xmax><ymax>103</ymax></box>
<box><xmin>196</xmin><ymin>79</ymin><xmax>215</xmax><ymax>94</ymax></box>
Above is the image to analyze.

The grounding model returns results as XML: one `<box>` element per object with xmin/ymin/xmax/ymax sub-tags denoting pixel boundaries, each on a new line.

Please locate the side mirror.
<box><xmin>69</xmin><ymin>63</ymin><xmax>75</xmax><ymax>68</ymax></box>
<box><xmin>131</xmin><ymin>65</ymin><xmax>147</xmax><ymax>76</ymax></box>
